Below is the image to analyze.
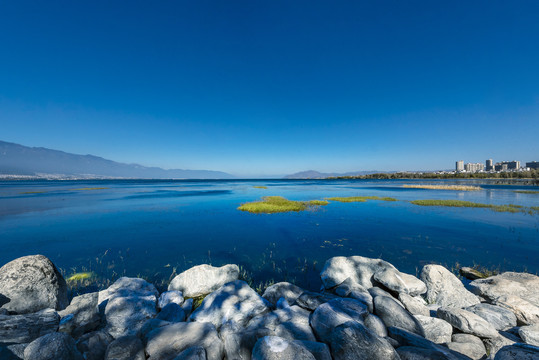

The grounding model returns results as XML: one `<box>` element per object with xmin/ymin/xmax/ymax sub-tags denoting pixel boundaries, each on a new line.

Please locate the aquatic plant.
<box><xmin>253</xmin><ymin>186</ymin><xmax>268</xmax><ymax>189</ymax></box>
<box><xmin>308</xmin><ymin>200</ymin><xmax>329</xmax><ymax>206</ymax></box>
<box><xmin>514</xmin><ymin>190</ymin><xmax>539</xmax><ymax>194</ymax></box>
<box><xmin>327</xmin><ymin>196</ymin><xmax>397</xmax><ymax>202</ymax></box>
<box><xmin>67</xmin><ymin>272</ymin><xmax>95</xmax><ymax>282</ymax></box>
<box><xmin>403</xmin><ymin>184</ymin><xmax>481</xmax><ymax>191</ymax></box>
<box><xmin>410</xmin><ymin>199</ymin><xmax>534</xmax><ymax>214</ymax></box>
<box><xmin>238</xmin><ymin>196</ymin><xmax>326</xmax><ymax>213</ymax></box>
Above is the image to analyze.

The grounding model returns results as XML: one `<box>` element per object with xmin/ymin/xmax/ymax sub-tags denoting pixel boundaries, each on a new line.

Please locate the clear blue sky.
<box><xmin>1</xmin><ymin>1</ymin><xmax>538</xmax><ymax>177</ymax></box>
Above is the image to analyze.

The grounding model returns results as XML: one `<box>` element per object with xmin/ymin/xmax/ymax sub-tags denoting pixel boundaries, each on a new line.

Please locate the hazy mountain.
<box><xmin>0</xmin><ymin>140</ymin><xmax>234</xmax><ymax>179</ymax></box>
<box><xmin>284</xmin><ymin>170</ymin><xmax>394</xmax><ymax>179</ymax></box>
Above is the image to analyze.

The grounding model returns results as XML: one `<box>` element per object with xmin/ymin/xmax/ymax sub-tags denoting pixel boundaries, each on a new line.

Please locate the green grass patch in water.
<box><xmin>253</xmin><ymin>186</ymin><xmax>268</xmax><ymax>189</ymax></box>
<box><xmin>410</xmin><ymin>199</ymin><xmax>530</xmax><ymax>214</ymax></box>
<box><xmin>20</xmin><ymin>191</ymin><xmax>48</xmax><ymax>194</ymax></box>
<box><xmin>309</xmin><ymin>200</ymin><xmax>329</xmax><ymax>206</ymax></box>
<box><xmin>67</xmin><ymin>272</ymin><xmax>95</xmax><ymax>282</ymax></box>
<box><xmin>238</xmin><ymin>196</ymin><xmax>327</xmax><ymax>213</ymax></box>
<box><xmin>514</xmin><ymin>190</ymin><xmax>539</xmax><ymax>194</ymax></box>
<box><xmin>327</xmin><ymin>196</ymin><xmax>398</xmax><ymax>202</ymax></box>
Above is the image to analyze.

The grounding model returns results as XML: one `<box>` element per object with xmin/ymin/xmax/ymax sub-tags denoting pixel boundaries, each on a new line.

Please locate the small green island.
<box><xmin>327</xmin><ymin>196</ymin><xmax>397</xmax><ymax>202</ymax></box>
<box><xmin>238</xmin><ymin>196</ymin><xmax>328</xmax><ymax>213</ymax></box>
<box><xmin>410</xmin><ymin>199</ymin><xmax>538</xmax><ymax>214</ymax></box>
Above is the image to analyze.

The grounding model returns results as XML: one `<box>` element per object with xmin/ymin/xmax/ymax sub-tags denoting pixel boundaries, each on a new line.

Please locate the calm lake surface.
<box><xmin>1</xmin><ymin>179</ymin><xmax>538</xmax><ymax>291</ymax></box>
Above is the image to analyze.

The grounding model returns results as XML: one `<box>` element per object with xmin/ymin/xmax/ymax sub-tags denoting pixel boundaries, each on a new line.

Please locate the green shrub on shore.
<box><xmin>410</xmin><ymin>199</ymin><xmax>533</xmax><ymax>214</ymax></box>
<box><xmin>238</xmin><ymin>196</ymin><xmax>327</xmax><ymax>213</ymax></box>
<box><xmin>327</xmin><ymin>196</ymin><xmax>398</xmax><ymax>202</ymax></box>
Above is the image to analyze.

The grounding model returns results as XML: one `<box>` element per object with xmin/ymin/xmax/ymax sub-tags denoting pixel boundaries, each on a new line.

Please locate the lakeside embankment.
<box><xmin>1</xmin><ymin>254</ymin><xmax>538</xmax><ymax>359</ymax></box>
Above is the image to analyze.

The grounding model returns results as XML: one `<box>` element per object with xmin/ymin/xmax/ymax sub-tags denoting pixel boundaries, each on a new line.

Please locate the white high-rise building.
<box><xmin>456</xmin><ymin>160</ymin><xmax>464</xmax><ymax>172</ymax></box>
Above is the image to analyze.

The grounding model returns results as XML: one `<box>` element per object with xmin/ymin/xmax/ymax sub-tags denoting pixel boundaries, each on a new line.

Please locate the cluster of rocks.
<box><xmin>1</xmin><ymin>255</ymin><xmax>538</xmax><ymax>360</ymax></box>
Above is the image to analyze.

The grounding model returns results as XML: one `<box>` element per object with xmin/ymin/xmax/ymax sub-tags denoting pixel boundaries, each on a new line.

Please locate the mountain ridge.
<box><xmin>0</xmin><ymin>140</ymin><xmax>234</xmax><ymax>179</ymax></box>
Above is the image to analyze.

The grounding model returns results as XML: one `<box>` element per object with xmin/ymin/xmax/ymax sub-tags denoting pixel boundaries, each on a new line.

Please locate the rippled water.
<box><xmin>1</xmin><ymin>179</ymin><xmax>538</xmax><ymax>290</ymax></box>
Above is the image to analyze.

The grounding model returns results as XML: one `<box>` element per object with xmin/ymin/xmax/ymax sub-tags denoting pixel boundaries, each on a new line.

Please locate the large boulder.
<box><xmin>519</xmin><ymin>324</ymin><xmax>539</xmax><ymax>346</ymax></box>
<box><xmin>145</xmin><ymin>322</ymin><xmax>224</xmax><ymax>360</ymax></box>
<box><xmin>246</xmin><ymin>305</ymin><xmax>316</xmax><ymax>342</ymax></box>
<box><xmin>493</xmin><ymin>295</ymin><xmax>539</xmax><ymax>325</ymax></box>
<box><xmin>262</xmin><ymin>282</ymin><xmax>304</xmax><ymax>306</ymax></box>
<box><xmin>447</xmin><ymin>334</ymin><xmax>486</xmax><ymax>360</ymax></box>
<box><xmin>173</xmin><ymin>346</ymin><xmax>207</xmax><ymax>360</ymax></box>
<box><xmin>292</xmin><ymin>340</ymin><xmax>331</xmax><ymax>360</ymax></box>
<box><xmin>23</xmin><ymin>332</ymin><xmax>82</xmax><ymax>360</ymax></box>
<box><xmin>309</xmin><ymin>298</ymin><xmax>369</xmax><ymax>343</ymax></box>
<box><xmin>373</xmin><ymin>267</ymin><xmax>427</xmax><ymax>296</ymax></box>
<box><xmin>374</xmin><ymin>295</ymin><xmax>425</xmax><ymax>336</ymax></box>
<box><xmin>189</xmin><ymin>280</ymin><xmax>271</xmax><ymax>330</ymax></box>
<box><xmin>294</xmin><ymin>291</ymin><xmax>338</xmax><ymax>311</ymax></box>
<box><xmin>0</xmin><ymin>255</ymin><xmax>68</xmax><ymax>314</ymax></box>
<box><xmin>158</xmin><ymin>291</ymin><xmax>185</xmax><ymax>310</ymax></box>
<box><xmin>483</xmin><ymin>332</ymin><xmax>519</xmax><ymax>359</ymax></box>
<box><xmin>75</xmin><ymin>330</ymin><xmax>113</xmax><ymax>360</ymax></box>
<box><xmin>364</xmin><ymin>314</ymin><xmax>388</xmax><ymax>337</ymax></box>
<box><xmin>0</xmin><ymin>308</ymin><xmax>60</xmax><ymax>344</ymax></box>
<box><xmin>399</xmin><ymin>293</ymin><xmax>430</xmax><ymax>316</ymax></box>
<box><xmin>437</xmin><ymin>307</ymin><xmax>498</xmax><ymax>338</ymax></box>
<box><xmin>104</xmin><ymin>335</ymin><xmax>145</xmax><ymax>360</ymax></box>
<box><xmin>414</xmin><ymin>315</ymin><xmax>452</xmax><ymax>344</ymax></box>
<box><xmin>420</xmin><ymin>265</ymin><xmax>480</xmax><ymax>308</ymax></box>
<box><xmin>58</xmin><ymin>292</ymin><xmax>100</xmax><ymax>338</ymax></box>
<box><xmin>98</xmin><ymin>277</ymin><xmax>158</xmax><ymax>305</ymax></box>
<box><xmin>320</xmin><ymin>256</ymin><xmax>396</xmax><ymax>289</ymax></box>
<box><xmin>464</xmin><ymin>303</ymin><xmax>517</xmax><ymax>331</ymax></box>
<box><xmin>168</xmin><ymin>264</ymin><xmax>240</xmax><ymax>298</ymax></box>
<box><xmin>251</xmin><ymin>336</ymin><xmax>316</xmax><ymax>360</ymax></box>
<box><xmin>469</xmin><ymin>272</ymin><xmax>539</xmax><ymax>304</ymax></box>
<box><xmin>329</xmin><ymin>321</ymin><xmax>400</xmax><ymax>360</ymax></box>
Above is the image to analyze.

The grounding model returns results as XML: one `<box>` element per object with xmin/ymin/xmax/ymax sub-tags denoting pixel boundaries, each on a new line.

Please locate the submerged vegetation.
<box><xmin>238</xmin><ymin>196</ymin><xmax>328</xmax><ymax>213</ymax></box>
<box><xmin>514</xmin><ymin>190</ymin><xmax>539</xmax><ymax>194</ymax></box>
<box><xmin>66</xmin><ymin>272</ymin><xmax>95</xmax><ymax>282</ymax></box>
<box><xmin>327</xmin><ymin>196</ymin><xmax>398</xmax><ymax>202</ymax></box>
<box><xmin>253</xmin><ymin>186</ymin><xmax>268</xmax><ymax>189</ymax></box>
<box><xmin>403</xmin><ymin>184</ymin><xmax>481</xmax><ymax>191</ymax></box>
<box><xmin>410</xmin><ymin>199</ymin><xmax>538</xmax><ymax>214</ymax></box>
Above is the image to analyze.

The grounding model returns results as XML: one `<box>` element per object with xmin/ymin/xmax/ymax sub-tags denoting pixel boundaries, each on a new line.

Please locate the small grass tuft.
<box><xmin>67</xmin><ymin>272</ymin><xmax>95</xmax><ymax>282</ymax></box>
<box><xmin>253</xmin><ymin>186</ymin><xmax>268</xmax><ymax>189</ymax></box>
<box><xmin>403</xmin><ymin>185</ymin><xmax>481</xmax><ymax>191</ymax></box>
<box><xmin>327</xmin><ymin>196</ymin><xmax>397</xmax><ymax>202</ymax></box>
<box><xmin>514</xmin><ymin>190</ymin><xmax>539</xmax><ymax>194</ymax></box>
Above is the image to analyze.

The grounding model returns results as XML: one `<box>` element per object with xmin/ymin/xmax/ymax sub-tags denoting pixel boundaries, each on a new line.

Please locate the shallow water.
<box><xmin>1</xmin><ymin>179</ymin><xmax>538</xmax><ymax>291</ymax></box>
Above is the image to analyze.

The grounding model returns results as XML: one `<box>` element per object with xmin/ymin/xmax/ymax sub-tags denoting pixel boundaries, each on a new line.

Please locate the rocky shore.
<box><xmin>1</xmin><ymin>255</ymin><xmax>538</xmax><ymax>360</ymax></box>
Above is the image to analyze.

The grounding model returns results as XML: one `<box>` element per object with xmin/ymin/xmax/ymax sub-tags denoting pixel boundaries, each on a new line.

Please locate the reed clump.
<box><xmin>410</xmin><ymin>199</ymin><xmax>533</xmax><ymax>214</ymax></box>
<box><xmin>327</xmin><ymin>196</ymin><xmax>397</xmax><ymax>202</ymax></box>
<box><xmin>514</xmin><ymin>190</ymin><xmax>539</xmax><ymax>194</ymax></box>
<box><xmin>253</xmin><ymin>186</ymin><xmax>268</xmax><ymax>189</ymax></box>
<box><xmin>238</xmin><ymin>196</ymin><xmax>327</xmax><ymax>213</ymax></box>
<box><xmin>403</xmin><ymin>184</ymin><xmax>481</xmax><ymax>191</ymax></box>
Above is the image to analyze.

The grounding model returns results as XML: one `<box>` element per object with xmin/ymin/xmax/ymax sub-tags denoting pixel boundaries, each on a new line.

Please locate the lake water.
<box><xmin>1</xmin><ymin>179</ymin><xmax>538</xmax><ymax>291</ymax></box>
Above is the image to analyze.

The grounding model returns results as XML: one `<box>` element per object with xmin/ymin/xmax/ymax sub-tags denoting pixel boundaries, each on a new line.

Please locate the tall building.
<box><xmin>526</xmin><ymin>161</ymin><xmax>538</xmax><ymax>170</ymax></box>
<box><xmin>486</xmin><ymin>159</ymin><xmax>493</xmax><ymax>171</ymax></box>
<box><xmin>456</xmin><ymin>160</ymin><xmax>464</xmax><ymax>172</ymax></box>
<box><xmin>494</xmin><ymin>161</ymin><xmax>520</xmax><ymax>171</ymax></box>
<box><xmin>465</xmin><ymin>163</ymin><xmax>484</xmax><ymax>172</ymax></box>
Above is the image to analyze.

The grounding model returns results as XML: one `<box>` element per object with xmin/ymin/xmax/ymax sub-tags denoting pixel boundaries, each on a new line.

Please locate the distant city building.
<box><xmin>494</xmin><ymin>161</ymin><xmax>520</xmax><ymax>171</ymax></box>
<box><xmin>486</xmin><ymin>159</ymin><xmax>493</xmax><ymax>171</ymax></box>
<box><xmin>465</xmin><ymin>163</ymin><xmax>484</xmax><ymax>172</ymax></box>
<box><xmin>456</xmin><ymin>160</ymin><xmax>464</xmax><ymax>172</ymax></box>
<box><xmin>495</xmin><ymin>163</ymin><xmax>508</xmax><ymax>171</ymax></box>
<box><xmin>526</xmin><ymin>161</ymin><xmax>539</xmax><ymax>170</ymax></box>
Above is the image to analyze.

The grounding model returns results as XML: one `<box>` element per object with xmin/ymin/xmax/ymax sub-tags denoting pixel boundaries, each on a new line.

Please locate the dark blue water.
<box><xmin>1</xmin><ymin>179</ymin><xmax>538</xmax><ymax>291</ymax></box>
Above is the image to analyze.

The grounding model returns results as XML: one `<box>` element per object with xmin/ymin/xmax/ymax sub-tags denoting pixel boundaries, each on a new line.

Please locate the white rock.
<box><xmin>168</xmin><ymin>264</ymin><xmax>240</xmax><ymax>298</ymax></box>
<box><xmin>420</xmin><ymin>264</ymin><xmax>480</xmax><ymax>308</ymax></box>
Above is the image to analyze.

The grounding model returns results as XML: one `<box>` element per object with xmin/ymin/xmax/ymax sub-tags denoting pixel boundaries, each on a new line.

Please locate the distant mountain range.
<box><xmin>0</xmin><ymin>140</ymin><xmax>234</xmax><ymax>179</ymax></box>
<box><xmin>284</xmin><ymin>170</ymin><xmax>395</xmax><ymax>179</ymax></box>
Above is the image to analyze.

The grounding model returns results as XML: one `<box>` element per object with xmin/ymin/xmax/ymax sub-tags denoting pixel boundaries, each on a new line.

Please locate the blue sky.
<box><xmin>1</xmin><ymin>1</ymin><xmax>538</xmax><ymax>177</ymax></box>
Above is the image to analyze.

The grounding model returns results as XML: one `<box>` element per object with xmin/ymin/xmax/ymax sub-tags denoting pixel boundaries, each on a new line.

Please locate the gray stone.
<box><xmin>309</xmin><ymin>298</ymin><xmax>369</xmax><ymax>343</ymax></box>
<box><xmin>103</xmin><ymin>292</ymin><xmax>157</xmax><ymax>338</ymax></box>
<box><xmin>75</xmin><ymin>330</ymin><xmax>113</xmax><ymax>360</ymax></box>
<box><xmin>399</xmin><ymin>293</ymin><xmax>430</xmax><ymax>316</ymax></box>
<box><xmin>181</xmin><ymin>298</ymin><xmax>194</xmax><ymax>318</ymax></box>
<box><xmin>0</xmin><ymin>308</ymin><xmax>60</xmax><ymax>344</ymax></box>
<box><xmin>295</xmin><ymin>291</ymin><xmax>338</xmax><ymax>311</ymax></box>
<box><xmin>329</xmin><ymin>321</ymin><xmax>400</xmax><ymax>360</ymax></box>
<box><xmin>145</xmin><ymin>321</ymin><xmax>224</xmax><ymax>360</ymax></box>
<box><xmin>220</xmin><ymin>321</ymin><xmax>264</xmax><ymax>360</ymax></box>
<box><xmin>493</xmin><ymin>295</ymin><xmax>539</xmax><ymax>325</ymax></box>
<box><xmin>374</xmin><ymin>295</ymin><xmax>425</xmax><ymax>336</ymax></box>
<box><xmin>0</xmin><ymin>255</ymin><xmax>68</xmax><ymax>314</ymax></box>
<box><xmin>459</xmin><ymin>267</ymin><xmax>485</xmax><ymax>280</ymax></box>
<box><xmin>437</xmin><ymin>307</ymin><xmax>498</xmax><ymax>338</ymax></box>
<box><xmin>369</xmin><ymin>286</ymin><xmax>397</xmax><ymax>299</ymax></box>
<box><xmin>157</xmin><ymin>303</ymin><xmax>186</xmax><ymax>322</ymax></box>
<box><xmin>446</xmin><ymin>341</ymin><xmax>486</xmax><ymax>360</ymax></box>
<box><xmin>364</xmin><ymin>314</ymin><xmax>388</xmax><ymax>337</ymax></box>
<box><xmin>168</xmin><ymin>264</ymin><xmax>240</xmax><ymax>298</ymax></box>
<box><xmin>140</xmin><ymin>318</ymin><xmax>172</xmax><ymax>340</ymax></box>
<box><xmin>0</xmin><ymin>343</ymin><xmax>26</xmax><ymax>359</ymax></box>
<box><xmin>519</xmin><ymin>324</ymin><xmax>539</xmax><ymax>346</ymax></box>
<box><xmin>252</xmin><ymin>336</ymin><xmax>316</xmax><ymax>360</ymax></box>
<box><xmin>320</xmin><ymin>256</ymin><xmax>397</xmax><ymax>289</ymax></box>
<box><xmin>373</xmin><ymin>267</ymin><xmax>427</xmax><ymax>296</ymax></box>
<box><xmin>349</xmin><ymin>288</ymin><xmax>374</xmax><ymax>313</ymax></box>
<box><xmin>262</xmin><ymin>282</ymin><xmax>304</xmax><ymax>306</ymax></box>
<box><xmin>469</xmin><ymin>272</ymin><xmax>539</xmax><ymax>306</ymax></box>
<box><xmin>58</xmin><ymin>292</ymin><xmax>100</xmax><ymax>338</ymax></box>
<box><xmin>98</xmin><ymin>277</ymin><xmax>158</xmax><ymax>306</ymax></box>
<box><xmin>158</xmin><ymin>291</ymin><xmax>185</xmax><ymax>309</ymax></box>
<box><xmin>414</xmin><ymin>315</ymin><xmax>452</xmax><ymax>344</ymax></box>
<box><xmin>397</xmin><ymin>346</ymin><xmax>455</xmax><ymax>360</ymax></box>
<box><xmin>23</xmin><ymin>332</ymin><xmax>82</xmax><ymax>360</ymax></box>
<box><xmin>465</xmin><ymin>303</ymin><xmax>517</xmax><ymax>331</ymax></box>
<box><xmin>483</xmin><ymin>332</ymin><xmax>519</xmax><ymax>359</ymax></box>
<box><xmin>291</xmin><ymin>340</ymin><xmax>331</xmax><ymax>360</ymax></box>
<box><xmin>420</xmin><ymin>264</ymin><xmax>480</xmax><ymax>308</ymax></box>
<box><xmin>246</xmin><ymin>305</ymin><xmax>316</xmax><ymax>342</ymax></box>
<box><xmin>493</xmin><ymin>343</ymin><xmax>539</xmax><ymax>359</ymax></box>
<box><xmin>104</xmin><ymin>335</ymin><xmax>145</xmax><ymax>360</ymax></box>
<box><xmin>173</xmin><ymin>346</ymin><xmax>207</xmax><ymax>360</ymax></box>
<box><xmin>452</xmin><ymin>333</ymin><xmax>484</xmax><ymax>347</ymax></box>
<box><xmin>190</xmin><ymin>280</ymin><xmax>271</xmax><ymax>330</ymax></box>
